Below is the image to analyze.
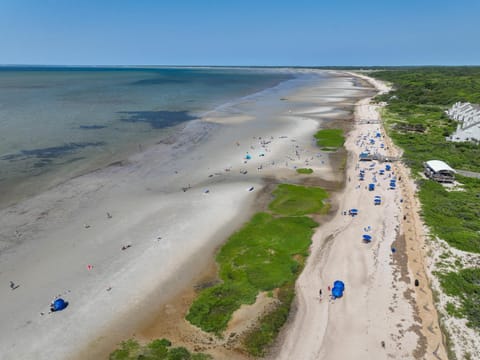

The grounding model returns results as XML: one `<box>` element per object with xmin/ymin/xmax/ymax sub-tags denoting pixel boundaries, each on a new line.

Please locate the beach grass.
<box><xmin>439</xmin><ymin>268</ymin><xmax>480</xmax><ymax>331</ymax></box>
<box><xmin>109</xmin><ymin>338</ymin><xmax>212</xmax><ymax>360</ymax></box>
<box><xmin>314</xmin><ymin>128</ymin><xmax>344</xmax><ymax>151</ymax></box>
<box><xmin>242</xmin><ymin>281</ymin><xmax>295</xmax><ymax>356</ymax></box>
<box><xmin>269</xmin><ymin>184</ymin><xmax>329</xmax><ymax>216</ymax></box>
<box><xmin>418</xmin><ymin>176</ymin><xmax>480</xmax><ymax>253</ymax></box>
<box><xmin>296</xmin><ymin>168</ymin><xmax>313</xmax><ymax>174</ymax></box>
<box><xmin>186</xmin><ymin>212</ymin><xmax>317</xmax><ymax>335</ymax></box>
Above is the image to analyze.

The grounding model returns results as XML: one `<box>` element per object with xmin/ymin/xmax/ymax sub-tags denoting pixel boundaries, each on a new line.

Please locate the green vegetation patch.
<box><xmin>314</xmin><ymin>128</ymin><xmax>345</xmax><ymax>150</ymax></box>
<box><xmin>296</xmin><ymin>167</ymin><xmax>313</xmax><ymax>174</ymax></box>
<box><xmin>369</xmin><ymin>68</ymin><xmax>480</xmax><ymax>254</ymax></box>
<box><xmin>419</xmin><ymin>177</ymin><xmax>480</xmax><ymax>253</ymax></box>
<box><xmin>243</xmin><ymin>282</ymin><xmax>295</xmax><ymax>357</ymax></box>
<box><xmin>269</xmin><ymin>184</ymin><xmax>329</xmax><ymax>216</ymax></box>
<box><xmin>186</xmin><ymin>212</ymin><xmax>317</xmax><ymax>335</ymax></box>
<box><xmin>439</xmin><ymin>268</ymin><xmax>480</xmax><ymax>330</ymax></box>
<box><xmin>109</xmin><ymin>338</ymin><xmax>212</xmax><ymax>360</ymax></box>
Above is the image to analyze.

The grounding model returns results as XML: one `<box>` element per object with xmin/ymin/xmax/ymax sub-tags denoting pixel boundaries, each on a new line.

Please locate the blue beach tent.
<box><xmin>363</xmin><ymin>234</ymin><xmax>372</xmax><ymax>242</ymax></box>
<box><xmin>368</xmin><ymin>183</ymin><xmax>375</xmax><ymax>191</ymax></box>
<box><xmin>333</xmin><ymin>280</ymin><xmax>345</xmax><ymax>290</ymax></box>
<box><xmin>332</xmin><ymin>287</ymin><xmax>343</xmax><ymax>298</ymax></box>
<box><xmin>52</xmin><ymin>298</ymin><xmax>68</xmax><ymax>312</ymax></box>
<box><xmin>385</xmin><ymin>164</ymin><xmax>391</xmax><ymax>171</ymax></box>
<box><xmin>331</xmin><ymin>280</ymin><xmax>345</xmax><ymax>299</ymax></box>
<box><xmin>349</xmin><ymin>209</ymin><xmax>358</xmax><ymax>216</ymax></box>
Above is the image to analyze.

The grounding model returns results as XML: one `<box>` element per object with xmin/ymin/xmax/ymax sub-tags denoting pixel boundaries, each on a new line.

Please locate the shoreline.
<box><xmin>0</xmin><ymin>67</ymin><xmax>299</xmax><ymax>211</ymax></box>
<box><xmin>0</xmin><ymin>70</ymin><xmax>368</xmax><ymax>359</ymax></box>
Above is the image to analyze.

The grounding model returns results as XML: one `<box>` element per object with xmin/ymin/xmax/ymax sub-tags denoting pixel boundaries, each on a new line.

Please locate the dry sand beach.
<box><xmin>273</xmin><ymin>74</ymin><xmax>447</xmax><ymax>360</ymax></box>
<box><xmin>0</xmin><ymin>70</ymin><xmax>369</xmax><ymax>359</ymax></box>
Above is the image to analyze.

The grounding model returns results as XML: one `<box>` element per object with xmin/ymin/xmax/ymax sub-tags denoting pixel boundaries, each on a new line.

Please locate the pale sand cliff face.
<box><xmin>0</xmin><ymin>71</ymin><xmax>365</xmax><ymax>359</ymax></box>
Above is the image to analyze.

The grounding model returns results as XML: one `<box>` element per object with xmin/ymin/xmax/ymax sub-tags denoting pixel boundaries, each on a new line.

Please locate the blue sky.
<box><xmin>1</xmin><ymin>0</ymin><xmax>479</xmax><ymax>66</ymax></box>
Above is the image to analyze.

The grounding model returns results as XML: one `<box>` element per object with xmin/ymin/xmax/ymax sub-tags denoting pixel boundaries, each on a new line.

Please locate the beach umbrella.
<box><xmin>363</xmin><ymin>234</ymin><xmax>372</xmax><ymax>242</ymax></box>
<box><xmin>245</xmin><ymin>154</ymin><xmax>252</xmax><ymax>160</ymax></box>
<box><xmin>52</xmin><ymin>298</ymin><xmax>68</xmax><ymax>312</ymax></box>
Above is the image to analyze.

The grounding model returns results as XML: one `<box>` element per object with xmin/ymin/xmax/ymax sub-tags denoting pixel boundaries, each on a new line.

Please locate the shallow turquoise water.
<box><xmin>0</xmin><ymin>67</ymin><xmax>294</xmax><ymax>204</ymax></box>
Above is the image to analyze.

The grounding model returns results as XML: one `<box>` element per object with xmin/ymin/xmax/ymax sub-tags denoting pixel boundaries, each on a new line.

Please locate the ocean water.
<box><xmin>0</xmin><ymin>67</ymin><xmax>293</xmax><ymax>206</ymax></box>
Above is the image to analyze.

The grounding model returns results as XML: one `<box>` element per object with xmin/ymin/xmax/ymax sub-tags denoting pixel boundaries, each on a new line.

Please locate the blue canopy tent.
<box><xmin>385</xmin><ymin>164</ymin><xmax>391</xmax><ymax>171</ymax></box>
<box><xmin>363</xmin><ymin>234</ymin><xmax>372</xmax><ymax>243</ymax></box>
<box><xmin>51</xmin><ymin>298</ymin><xmax>68</xmax><ymax>312</ymax></box>
<box><xmin>331</xmin><ymin>280</ymin><xmax>345</xmax><ymax>299</ymax></box>
<box><xmin>374</xmin><ymin>196</ymin><xmax>381</xmax><ymax>205</ymax></box>
<box><xmin>333</xmin><ymin>280</ymin><xmax>345</xmax><ymax>290</ymax></box>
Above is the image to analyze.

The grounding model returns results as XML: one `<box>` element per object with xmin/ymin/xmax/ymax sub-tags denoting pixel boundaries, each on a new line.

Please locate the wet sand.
<box><xmin>0</xmin><ymin>70</ymin><xmax>369</xmax><ymax>359</ymax></box>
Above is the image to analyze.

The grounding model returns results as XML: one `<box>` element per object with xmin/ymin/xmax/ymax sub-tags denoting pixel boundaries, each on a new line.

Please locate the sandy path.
<box><xmin>274</xmin><ymin>73</ymin><xmax>447</xmax><ymax>359</ymax></box>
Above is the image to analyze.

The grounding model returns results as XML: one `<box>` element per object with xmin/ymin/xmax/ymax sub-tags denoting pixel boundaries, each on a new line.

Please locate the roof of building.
<box><xmin>425</xmin><ymin>160</ymin><xmax>456</xmax><ymax>174</ymax></box>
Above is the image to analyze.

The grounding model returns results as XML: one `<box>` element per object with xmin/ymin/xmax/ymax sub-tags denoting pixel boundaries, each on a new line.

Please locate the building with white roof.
<box><xmin>424</xmin><ymin>160</ymin><xmax>456</xmax><ymax>183</ymax></box>
<box><xmin>446</xmin><ymin>102</ymin><xmax>480</xmax><ymax>142</ymax></box>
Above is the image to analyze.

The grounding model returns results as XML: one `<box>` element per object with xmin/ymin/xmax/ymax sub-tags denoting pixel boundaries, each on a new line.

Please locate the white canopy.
<box><xmin>425</xmin><ymin>160</ymin><xmax>456</xmax><ymax>174</ymax></box>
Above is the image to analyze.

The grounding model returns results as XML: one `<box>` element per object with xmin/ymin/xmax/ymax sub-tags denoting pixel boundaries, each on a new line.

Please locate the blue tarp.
<box><xmin>52</xmin><ymin>298</ymin><xmax>68</xmax><ymax>311</ymax></box>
